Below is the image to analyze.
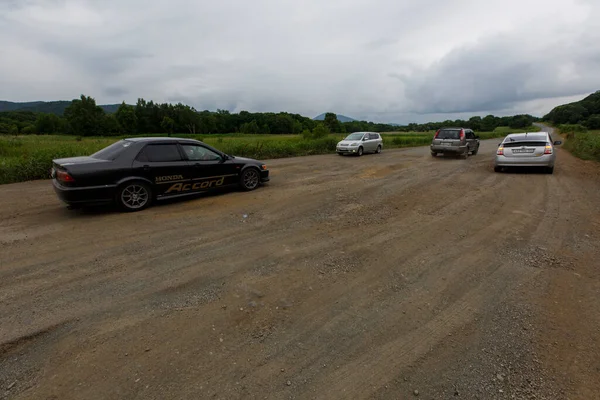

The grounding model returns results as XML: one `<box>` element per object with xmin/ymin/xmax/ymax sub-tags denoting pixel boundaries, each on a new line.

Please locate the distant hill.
<box><xmin>0</xmin><ymin>100</ymin><xmax>121</xmax><ymax>115</ymax></box>
<box><xmin>544</xmin><ymin>91</ymin><xmax>600</xmax><ymax>128</ymax></box>
<box><xmin>313</xmin><ymin>113</ymin><xmax>356</xmax><ymax>123</ymax></box>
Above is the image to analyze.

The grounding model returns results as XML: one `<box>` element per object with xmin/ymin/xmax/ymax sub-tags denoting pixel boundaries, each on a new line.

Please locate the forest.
<box><xmin>0</xmin><ymin>94</ymin><xmax>540</xmax><ymax>136</ymax></box>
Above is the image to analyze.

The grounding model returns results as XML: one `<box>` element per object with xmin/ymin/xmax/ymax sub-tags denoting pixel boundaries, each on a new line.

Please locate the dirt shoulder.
<box><xmin>1</xmin><ymin>139</ymin><xmax>599</xmax><ymax>399</ymax></box>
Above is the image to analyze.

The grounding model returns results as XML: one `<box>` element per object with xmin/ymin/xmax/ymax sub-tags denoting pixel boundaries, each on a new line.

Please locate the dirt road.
<box><xmin>1</xmin><ymin>130</ymin><xmax>599</xmax><ymax>399</ymax></box>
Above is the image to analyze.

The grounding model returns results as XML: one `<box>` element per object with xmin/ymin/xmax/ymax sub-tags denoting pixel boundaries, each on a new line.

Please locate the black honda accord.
<box><xmin>51</xmin><ymin>137</ymin><xmax>270</xmax><ymax>211</ymax></box>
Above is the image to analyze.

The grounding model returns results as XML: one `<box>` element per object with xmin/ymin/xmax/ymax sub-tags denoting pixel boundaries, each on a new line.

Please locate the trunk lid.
<box><xmin>52</xmin><ymin>156</ymin><xmax>108</xmax><ymax>166</ymax></box>
<box><xmin>502</xmin><ymin>141</ymin><xmax>547</xmax><ymax>157</ymax></box>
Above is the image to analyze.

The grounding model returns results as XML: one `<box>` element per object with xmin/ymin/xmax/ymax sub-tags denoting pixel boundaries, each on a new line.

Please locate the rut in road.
<box><xmin>1</xmin><ymin>137</ymin><xmax>599</xmax><ymax>400</ymax></box>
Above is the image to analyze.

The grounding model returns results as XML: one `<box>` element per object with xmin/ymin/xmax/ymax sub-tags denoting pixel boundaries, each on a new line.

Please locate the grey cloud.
<box><xmin>1</xmin><ymin>0</ymin><xmax>599</xmax><ymax>123</ymax></box>
<box><xmin>103</xmin><ymin>86</ymin><xmax>129</xmax><ymax>97</ymax></box>
<box><xmin>401</xmin><ymin>7</ymin><xmax>600</xmax><ymax>115</ymax></box>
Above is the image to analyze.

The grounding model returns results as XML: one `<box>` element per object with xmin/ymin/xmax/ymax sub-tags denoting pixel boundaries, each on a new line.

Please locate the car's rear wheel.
<box><xmin>376</xmin><ymin>145</ymin><xmax>382</xmax><ymax>154</ymax></box>
<box><xmin>462</xmin><ymin>150</ymin><xmax>469</xmax><ymax>159</ymax></box>
<box><xmin>546</xmin><ymin>166</ymin><xmax>554</xmax><ymax>174</ymax></box>
<box><xmin>471</xmin><ymin>146</ymin><xmax>479</xmax><ymax>155</ymax></box>
<box><xmin>357</xmin><ymin>147</ymin><xmax>363</xmax><ymax>156</ymax></box>
<box><xmin>117</xmin><ymin>181</ymin><xmax>152</xmax><ymax>212</ymax></box>
<box><xmin>241</xmin><ymin>168</ymin><xmax>260</xmax><ymax>191</ymax></box>
<box><xmin>494</xmin><ymin>166</ymin><xmax>502</xmax><ymax>173</ymax></box>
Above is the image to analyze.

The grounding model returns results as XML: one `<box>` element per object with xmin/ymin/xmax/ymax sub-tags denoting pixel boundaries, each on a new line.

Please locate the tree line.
<box><xmin>0</xmin><ymin>94</ymin><xmax>542</xmax><ymax>136</ymax></box>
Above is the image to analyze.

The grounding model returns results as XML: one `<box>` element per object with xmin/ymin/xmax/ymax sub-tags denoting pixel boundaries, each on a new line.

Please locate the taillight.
<box><xmin>434</xmin><ymin>129</ymin><xmax>440</xmax><ymax>139</ymax></box>
<box><xmin>544</xmin><ymin>144</ymin><xmax>552</xmax><ymax>154</ymax></box>
<box><xmin>497</xmin><ymin>146</ymin><xmax>504</xmax><ymax>155</ymax></box>
<box><xmin>459</xmin><ymin>129</ymin><xmax>465</xmax><ymax>141</ymax></box>
<box><xmin>56</xmin><ymin>170</ymin><xmax>75</xmax><ymax>183</ymax></box>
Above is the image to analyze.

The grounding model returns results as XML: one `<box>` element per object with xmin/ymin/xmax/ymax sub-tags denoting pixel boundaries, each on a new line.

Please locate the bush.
<box><xmin>564</xmin><ymin>131</ymin><xmax>600</xmax><ymax>162</ymax></box>
<box><xmin>559</xmin><ymin>124</ymin><xmax>587</xmax><ymax>139</ymax></box>
<box><xmin>585</xmin><ymin>114</ymin><xmax>600</xmax><ymax>130</ymax></box>
<box><xmin>21</xmin><ymin>125</ymin><xmax>36</xmax><ymax>134</ymax></box>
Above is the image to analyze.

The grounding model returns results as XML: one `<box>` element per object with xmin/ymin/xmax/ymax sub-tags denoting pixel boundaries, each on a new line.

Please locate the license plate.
<box><xmin>513</xmin><ymin>149</ymin><xmax>534</xmax><ymax>153</ymax></box>
<box><xmin>443</xmin><ymin>142</ymin><xmax>452</xmax><ymax>146</ymax></box>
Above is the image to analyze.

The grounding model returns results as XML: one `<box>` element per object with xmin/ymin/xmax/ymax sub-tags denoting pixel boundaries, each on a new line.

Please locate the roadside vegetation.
<box><xmin>0</xmin><ymin>125</ymin><xmax>540</xmax><ymax>185</ymax></box>
<box><xmin>557</xmin><ymin>124</ymin><xmax>600</xmax><ymax>162</ymax></box>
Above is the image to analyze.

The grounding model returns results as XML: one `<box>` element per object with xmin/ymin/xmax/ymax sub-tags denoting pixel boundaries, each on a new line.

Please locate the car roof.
<box><xmin>504</xmin><ymin>132</ymin><xmax>548</xmax><ymax>141</ymax></box>
<box><xmin>123</xmin><ymin>137</ymin><xmax>201</xmax><ymax>143</ymax></box>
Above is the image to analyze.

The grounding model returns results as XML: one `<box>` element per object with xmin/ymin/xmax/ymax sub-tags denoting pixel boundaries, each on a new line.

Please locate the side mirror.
<box><xmin>363</xmin><ymin>137</ymin><xmax>368</xmax><ymax>141</ymax></box>
<box><xmin>553</xmin><ymin>141</ymin><xmax>562</xmax><ymax>145</ymax></box>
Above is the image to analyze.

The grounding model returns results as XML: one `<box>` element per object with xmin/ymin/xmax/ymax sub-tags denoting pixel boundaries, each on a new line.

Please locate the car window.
<box><xmin>466</xmin><ymin>131</ymin><xmax>474</xmax><ymax>139</ymax></box>
<box><xmin>91</xmin><ymin>140</ymin><xmax>133</xmax><ymax>160</ymax></box>
<box><xmin>142</xmin><ymin>144</ymin><xmax>183</xmax><ymax>162</ymax></box>
<box><xmin>345</xmin><ymin>133</ymin><xmax>364</xmax><ymax>141</ymax></box>
<box><xmin>437</xmin><ymin>129</ymin><xmax>461</xmax><ymax>139</ymax></box>
<box><xmin>181</xmin><ymin>145</ymin><xmax>222</xmax><ymax>161</ymax></box>
<box><xmin>505</xmin><ymin>133</ymin><xmax>546</xmax><ymax>142</ymax></box>
<box><xmin>370</xmin><ymin>133</ymin><xmax>379</xmax><ymax>140</ymax></box>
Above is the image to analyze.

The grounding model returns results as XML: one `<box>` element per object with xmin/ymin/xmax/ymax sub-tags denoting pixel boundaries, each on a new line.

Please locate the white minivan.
<box><xmin>336</xmin><ymin>132</ymin><xmax>383</xmax><ymax>156</ymax></box>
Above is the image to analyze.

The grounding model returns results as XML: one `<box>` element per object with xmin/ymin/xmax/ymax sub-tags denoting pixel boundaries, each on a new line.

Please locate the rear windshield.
<box><xmin>91</xmin><ymin>140</ymin><xmax>133</xmax><ymax>160</ymax></box>
<box><xmin>503</xmin><ymin>141</ymin><xmax>547</xmax><ymax>148</ymax></box>
<box><xmin>437</xmin><ymin>129</ymin><xmax>461</xmax><ymax>139</ymax></box>
<box><xmin>505</xmin><ymin>134</ymin><xmax>547</xmax><ymax>142</ymax></box>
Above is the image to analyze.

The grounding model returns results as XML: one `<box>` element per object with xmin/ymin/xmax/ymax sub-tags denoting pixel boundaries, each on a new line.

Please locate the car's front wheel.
<box><xmin>116</xmin><ymin>181</ymin><xmax>152</xmax><ymax>212</ymax></box>
<box><xmin>240</xmin><ymin>168</ymin><xmax>261</xmax><ymax>191</ymax></box>
<box><xmin>357</xmin><ymin>147</ymin><xmax>364</xmax><ymax>156</ymax></box>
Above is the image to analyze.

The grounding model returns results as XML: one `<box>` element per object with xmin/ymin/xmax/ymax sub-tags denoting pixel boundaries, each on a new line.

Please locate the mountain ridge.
<box><xmin>313</xmin><ymin>113</ymin><xmax>356</xmax><ymax>123</ymax></box>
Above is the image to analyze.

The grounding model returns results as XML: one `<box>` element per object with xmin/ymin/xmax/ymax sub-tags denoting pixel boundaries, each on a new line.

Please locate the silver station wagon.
<box><xmin>494</xmin><ymin>132</ymin><xmax>562</xmax><ymax>174</ymax></box>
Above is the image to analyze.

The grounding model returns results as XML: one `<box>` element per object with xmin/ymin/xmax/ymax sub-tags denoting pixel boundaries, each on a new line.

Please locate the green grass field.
<box><xmin>0</xmin><ymin>126</ymin><xmax>540</xmax><ymax>185</ymax></box>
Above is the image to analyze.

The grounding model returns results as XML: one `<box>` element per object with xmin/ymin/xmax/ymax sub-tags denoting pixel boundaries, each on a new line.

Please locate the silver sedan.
<box><xmin>494</xmin><ymin>132</ymin><xmax>562</xmax><ymax>174</ymax></box>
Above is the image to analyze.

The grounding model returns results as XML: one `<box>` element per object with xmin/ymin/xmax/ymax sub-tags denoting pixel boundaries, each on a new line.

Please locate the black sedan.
<box><xmin>51</xmin><ymin>137</ymin><xmax>270</xmax><ymax>211</ymax></box>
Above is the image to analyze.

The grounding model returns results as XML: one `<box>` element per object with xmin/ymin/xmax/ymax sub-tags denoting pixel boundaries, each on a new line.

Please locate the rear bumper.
<box><xmin>494</xmin><ymin>154</ymin><xmax>554</xmax><ymax>167</ymax></box>
<box><xmin>430</xmin><ymin>145</ymin><xmax>468</xmax><ymax>154</ymax></box>
<box><xmin>53</xmin><ymin>180</ymin><xmax>117</xmax><ymax>205</ymax></box>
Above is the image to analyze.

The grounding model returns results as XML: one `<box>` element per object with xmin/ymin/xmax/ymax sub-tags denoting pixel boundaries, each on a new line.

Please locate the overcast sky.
<box><xmin>1</xmin><ymin>0</ymin><xmax>599</xmax><ymax>123</ymax></box>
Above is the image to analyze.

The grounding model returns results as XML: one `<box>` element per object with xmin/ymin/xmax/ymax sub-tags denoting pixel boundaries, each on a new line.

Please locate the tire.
<box><xmin>116</xmin><ymin>181</ymin><xmax>152</xmax><ymax>212</ymax></box>
<box><xmin>431</xmin><ymin>152</ymin><xmax>437</xmax><ymax>157</ymax></box>
<box><xmin>376</xmin><ymin>145</ymin><xmax>382</xmax><ymax>154</ymax></box>
<box><xmin>240</xmin><ymin>167</ymin><xmax>261</xmax><ymax>191</ymax></box>
<box><xmin>471</xmin><ymin>146</ymin><xmax>479</xmax><ymax>156</ymax></box>
<box><xmin>357</xmin><ymin>147</ymin><xmax>364</xmax><ymax>157</ymax></box>
<box><xmin>337</xmin><ymin>152</ymin><xmax>344</xmax><ymax>156</ymax></box>
<box><xmin>494</xmin><ymin>166</ymin><xmax>502</xmax><ymax>173</ymax></box>
<box><xmin>462</xmin><ymin>150</ymin><xmax>469</xmax><ymax>159</ymax></box>
<box><xmin>546</xmin><ymin>166</ymin><xmax>554</xmax><ymax>174</ymax></box>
